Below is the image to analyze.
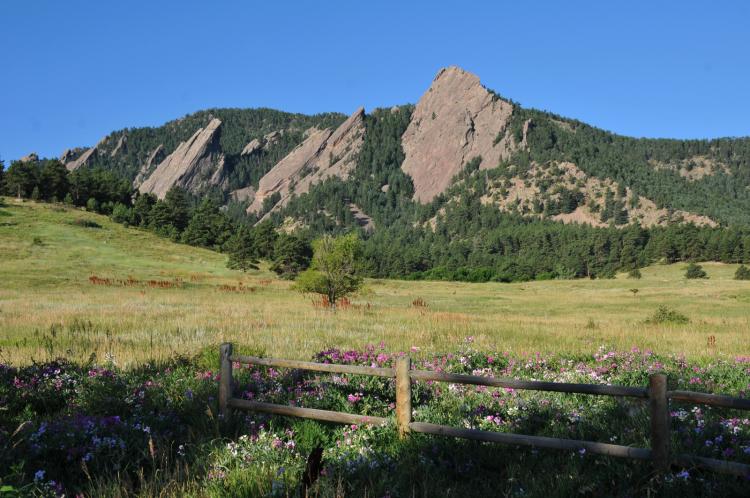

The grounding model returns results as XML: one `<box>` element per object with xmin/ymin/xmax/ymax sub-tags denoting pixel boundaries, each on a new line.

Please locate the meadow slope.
<box><xmin>1</xmin><ymin>198</ymin><xmax>749</xmax><ymax>366</ymax></box>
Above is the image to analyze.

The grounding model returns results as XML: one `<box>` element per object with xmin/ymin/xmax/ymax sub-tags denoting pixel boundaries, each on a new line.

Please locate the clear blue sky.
<box><xmin>1</xmin><ymin>0</ymin><xmax>749</xmax><ymax>162</ymax></box>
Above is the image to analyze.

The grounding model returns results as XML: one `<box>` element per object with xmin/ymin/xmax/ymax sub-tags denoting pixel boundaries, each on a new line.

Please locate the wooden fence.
<box><xmin>217</xmin><ymin>343</ymin><xmax>750</xmax><ymax>477</ymax></box>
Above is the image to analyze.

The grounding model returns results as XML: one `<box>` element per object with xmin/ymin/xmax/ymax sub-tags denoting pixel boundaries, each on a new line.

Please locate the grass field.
<box><xmin>1</xmin><ymin>197</ymin><xmax>749</xmax><ymax>366</ymax></box>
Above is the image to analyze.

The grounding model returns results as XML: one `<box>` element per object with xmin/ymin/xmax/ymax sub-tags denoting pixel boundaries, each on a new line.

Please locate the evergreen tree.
<box><xmin>734</xmin><ymin>265</ymin><xmax>750</xmax><ymax>280</ymax></box>
<box><xmin>252</xmin><ymin>221</ymin><xmax>278</xmax><ymax>259</ymax></box>
<box><xmin>226</xmin><ymin>226</ymin><xmax>259</xmax><ymax>271</ymax></box>
<box><xmin>270</xmin><ymin>234</ymin><xmax>312</xmax><ymax>279</ymax></box>
<box><xmin>39</xmin><ymin>160</ymin><xmax>69</xmax><ymax>201</ymax></box>
<box><xmin>685</xmin><ymin>262</ymin><xmax>708</xmax><ymax>279</ymax></box>
<box><xmin>4</xmin><ymin>160</ymin><xmax>39</xmax><ymax>198</ymax></box>
<box><xmin>163</xmin><ymin>187</ymin><xmax>191</xmax><ymax>231</ymax></box>
<box><xmin>181</xmin><ymin>198</ymin><xmax>233</xmax><ymax>249</ymax></box>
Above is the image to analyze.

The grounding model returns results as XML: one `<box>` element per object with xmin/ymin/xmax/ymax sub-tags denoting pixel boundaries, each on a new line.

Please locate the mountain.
<box><xmin>47</xmin><ymin>66</ymin><xmax>750</xmax><ymax>231</ymax></box>
<box><xmin>10</xmin><ymin>66</ymin><xmax>750</xmax><ymax>282</ymax></box>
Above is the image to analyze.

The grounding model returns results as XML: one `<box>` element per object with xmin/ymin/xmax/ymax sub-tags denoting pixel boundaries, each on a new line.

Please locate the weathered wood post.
<box><xmin>649</xmin><ymin>373</ymin><xmax>670</xmax><ymax>473</ymax></box>
<box><xmin>395</xmin><ymin>355</ymin><xmax>412</xmax><ymax>438</ymax></box>
<box><xmin>219</xmin><ymin>342</ymin><xmax>233</xmax><ymax>418</ymax></box>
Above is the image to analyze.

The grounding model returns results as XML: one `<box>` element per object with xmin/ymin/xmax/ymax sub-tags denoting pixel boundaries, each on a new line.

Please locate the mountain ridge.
<box><xmin>18</xmin><ymin>66</ymin><xmax>750</xmax><ymax>229</ymax></box>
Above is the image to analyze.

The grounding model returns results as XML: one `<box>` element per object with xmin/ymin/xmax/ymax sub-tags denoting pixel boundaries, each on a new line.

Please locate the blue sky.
<box><xmin>1</xmin><ymin>1</ymin><xmax>749</xmax><ymax>162</ymax></box>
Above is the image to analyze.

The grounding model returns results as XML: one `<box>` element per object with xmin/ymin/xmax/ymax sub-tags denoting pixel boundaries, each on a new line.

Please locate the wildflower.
<box><xmin>34</xmin><ymin>470</ymin><xmax>45</xmax><ymax>482</ymax></box>
<box><xmin>347</xmin><ymin>393</ymin><xmax>362</xmax><ymax>404</ymax></box>
<box><xmin>184</xmin><ymin>389</ymin><xmax>193</xmax><ymax>400</ymax></box>
<box><xmin>578</xmin><ymin>448</ymin><xmax>586</xmax><ymax>456</ymax></box>
<box><xmin>676</xmin><ymin>470</ymin><xmax>690</xmax><ymax>480</ymax></box>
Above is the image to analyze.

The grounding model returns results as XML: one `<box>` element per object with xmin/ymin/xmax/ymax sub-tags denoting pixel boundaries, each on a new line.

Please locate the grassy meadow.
<box><xmin>1</xmin><ymin>197</ymin><xmax>748</xmax><ymax>366</ymax></box>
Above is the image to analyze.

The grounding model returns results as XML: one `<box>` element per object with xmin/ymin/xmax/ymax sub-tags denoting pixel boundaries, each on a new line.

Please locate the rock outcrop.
<box><xmin>230</xmin><ymin>186</ymin><xmax>255</xmax><ymax>203</ymax></box>
<box><xmin>111</xmin><ymin>135</ymin><xmax>127</xmax><ymax>157</ymax></box>
<box><xmin>241</xmin><ymin>138</ymin><xmax>263</xmax><ymax>156</ymax></box>
<box><xmin>133</xmin><ymin>145</ymin><xmax>165</xmax><ymax>188</ymax></box>
<box><xmin>139</xmin><ymin>119</ymin><xmax>225</xmax><ymax>198</ymax></box>
<box><xmin>401</xmin><ymin>66</ymin><xmax>516</xmax><ymax>202</ymax></box>
<box><xmin>241</xmin><ymin>130</ymin><xmax>283</xmax><ymax>156</ymax></box>
<box><xmin>20</xmin><ymin>153</ymin><xmax>39</xmax><ymax>163</ymax></box>
<box><xmin>247</xmin><ymin>108</ymin><xmax>365</xmax><ymax>215</ymax></box>
<box><xmin>63</xmin><ymin>137</ymin><xmax>106</xmax><ymax>171</ymax></box>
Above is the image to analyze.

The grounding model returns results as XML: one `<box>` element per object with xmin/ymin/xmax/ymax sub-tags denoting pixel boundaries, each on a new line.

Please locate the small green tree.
<box><xmin>270</xmin><ymin>234</ymin><xmax>312</xmax><ymax>280</ymax></box>
<box><xmin>685</xmin><ymin>262</ymin><xmax>708</xmax><ymax>279</ymax></box>
<box><xmin>735</xmin><ymin>265</ymin><xmax>750</xmax><ymax>280</ymax></box>
<box><xmin>226</xmin><ymin>226</ymin><xmax>259</xmax><ymax>272</ymax></box>
<box><xmin>627</xmin><ymin>268</ymin><xmax>642</xmax><ymax>279</ymax></box>
<box><xmin>295</xmin><ymin>233</ymin><xmax>362</xmax><ymax>308</ymax></box>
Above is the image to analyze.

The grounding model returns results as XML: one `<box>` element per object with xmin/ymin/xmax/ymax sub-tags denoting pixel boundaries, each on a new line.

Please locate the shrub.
<box><xmin>627</xmin><ymin>269</ymin><xmax>642</xmax><ymax>279</ymax></box>
<box><xmin>70</xmin><ymin>218</ymin><xmax>101</xmax><ymax>229</ymax></box>
<box><xmin>685</xmin><ymin>263</ymin><xmax>707</xmax><ymax>279</ymax></box>
<box><xmin>734</xmin><ymin>265</ymin><xmax>750</xmax><ymax>280</ymax></box>
<box><xmin>646</xmin><ymin>305</ymin><xmax>689</xmax><ymax>325</ymax></box>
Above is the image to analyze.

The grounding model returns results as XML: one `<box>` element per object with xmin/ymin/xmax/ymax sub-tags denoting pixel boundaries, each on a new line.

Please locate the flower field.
<box><xmin>2</xmin><ymin>342</ymin><xmax>749</xmax><ymax>497</ymax></box>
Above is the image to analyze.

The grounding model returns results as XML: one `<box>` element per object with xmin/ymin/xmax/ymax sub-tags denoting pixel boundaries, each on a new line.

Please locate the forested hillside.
<box><xmin>5</xmin><ymin>66</ymin><xmax>750</xmax><ymax>282</ymax></box>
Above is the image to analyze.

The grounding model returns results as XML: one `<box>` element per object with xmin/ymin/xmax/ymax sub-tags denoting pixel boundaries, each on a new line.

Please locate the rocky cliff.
<box><xmin>400</xmin><ymin>66</ymin><xmax>516</xmax><ymax>202</ymax></box>
<box><xmin>138</xmin><ymin>118</ymin><xmax>225</xmax><ymax>198</ymax></box>
<box><xmin>247</xmin><ymin>107</ymin><xmax>365</xmax><ymax>215</ymax></box>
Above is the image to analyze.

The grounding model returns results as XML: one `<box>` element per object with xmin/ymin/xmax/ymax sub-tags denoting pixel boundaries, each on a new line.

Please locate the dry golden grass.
<box><xmin>1</xmin><ymin>198</ymin><xmax>749</xmax><ymax>366</ymax></box>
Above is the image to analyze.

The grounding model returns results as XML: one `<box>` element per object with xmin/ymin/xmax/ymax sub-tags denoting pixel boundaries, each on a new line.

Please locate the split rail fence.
<box><xmin>218</xmin><ymin>343</ymin><xmax>750</xmax><ymax>477</ymax></box>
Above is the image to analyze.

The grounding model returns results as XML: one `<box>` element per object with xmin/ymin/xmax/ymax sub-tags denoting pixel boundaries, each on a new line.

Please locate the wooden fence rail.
<box><xmin>218</xmin><ymin>343</ymin><xmax>750</xmax><ymax>478</ymax></box>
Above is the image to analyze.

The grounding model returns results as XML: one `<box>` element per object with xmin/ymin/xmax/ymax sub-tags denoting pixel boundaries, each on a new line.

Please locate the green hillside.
<box><xmin>2</xmin><ymin>198</ymin><xmax>749</xmax><ymax>367</ymax></box>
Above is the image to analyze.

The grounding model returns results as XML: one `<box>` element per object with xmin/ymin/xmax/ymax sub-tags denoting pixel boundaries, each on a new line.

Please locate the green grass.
<box><xmin>1</xmin><ymin>197</ymin><xmax>749</xmax><ymax>366</ymax></box>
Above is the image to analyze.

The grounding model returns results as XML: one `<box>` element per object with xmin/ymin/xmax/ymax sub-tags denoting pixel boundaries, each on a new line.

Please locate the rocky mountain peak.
<box><xmin>401</xmin><ymin>66</ymin><xmax>516</xmax><ymax>202</ymax></box>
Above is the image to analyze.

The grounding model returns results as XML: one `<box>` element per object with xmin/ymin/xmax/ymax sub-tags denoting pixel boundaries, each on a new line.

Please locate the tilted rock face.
<box><xmin>241</xmin><ymin>130</ymin><xmax>283</xmax><ymax>156</ymax></box>
<box><xmin>63</xmin><ymin>137</ymin><xmax>106</xmax><ymax>171</ymax></box>
<box><xmin>247</xmin><ymin>107</ymin><xmax>365</xmax><ymax>215</ymax></box>
<box><xmin>241</xmin><ymin>138</ymin><xmax>263</xmax><ymax>156</ymax></box>
<box><xmin>133</xmin><ymin>145</ymin><xmax>165</xmax><ymax>188</ymax></box>
<box><xmin>20</xmin><ymin>153</ymin><xmax>39</xmax><ymax>163</ymax></box>
<box><xmin>111</xmin><ymin>135</ymin><xmax>127</xmax><ymax>157</ymax></box>
<box><xmin>401</xmin><ymin>66</ymin><xmax>516</xmax><ymax>202</ymax></box>
<box><xmin>139</xmin><ymin>119</ymin><xmax>225</xmax><ymax>198</ymax></box>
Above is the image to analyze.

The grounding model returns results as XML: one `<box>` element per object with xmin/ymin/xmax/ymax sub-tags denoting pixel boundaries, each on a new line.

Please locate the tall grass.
<box><xmin>1</xmin><ymin>198</ymin><xmax>749</xmax><ymax>366</ymax></box>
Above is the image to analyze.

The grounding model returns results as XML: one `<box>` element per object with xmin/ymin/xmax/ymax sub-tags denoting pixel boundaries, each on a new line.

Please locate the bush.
<box><xmin>627</xmin><ymin>269</ymin><xmax>642</xmax><ymax>279</ymax></box>
<box><xmin>645</xmin><ymin>305</ymin><xmax>689</xmax><ymax>325</ymax></box>
<box><xmin>70</xmin><ymin>218</ymin><xmax>101</xmax><ymax>229</ymax></box>
<box><xmin>734</xmin><ymin>265</ymin><xmax>750</xmax><ymax>280</ymax></box>
<box><xmin>86</xmin><ymin>198</ymin><xmax>100</xmax><ymax>212</ymax></box>
<box><xmin>685</xmin><ymin>263</ymin><xmax>707</xmax><ymax>279</ymax></box>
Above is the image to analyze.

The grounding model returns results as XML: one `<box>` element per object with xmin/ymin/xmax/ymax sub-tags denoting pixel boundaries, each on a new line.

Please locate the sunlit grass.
<box><xmin>1</xmin><ymin>197</ymin><xmax>749</xmax><ymax>366</ymax></box>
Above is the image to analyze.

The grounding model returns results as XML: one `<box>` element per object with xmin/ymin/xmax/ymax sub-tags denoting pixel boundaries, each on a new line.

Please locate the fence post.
<box><xmin>396</xmin><ymin>355</ymin><xmax>412</xmax><ymax>438</ymax></box>
<box><xmin>649</xmin><ymin>373</ymin><xmax>669</xmax><ymax>473</ymax></box>
<box><xmin>219</xmin><ymin>342</ymin><xmax>233</xmax><ymax>418</ymax></box>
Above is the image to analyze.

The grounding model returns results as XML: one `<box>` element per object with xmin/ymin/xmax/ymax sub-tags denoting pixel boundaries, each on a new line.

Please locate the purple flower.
<box><xmin>676</xmin><ymin>470</ymin><xmax>690</xmax><ymax>480</ymax></box>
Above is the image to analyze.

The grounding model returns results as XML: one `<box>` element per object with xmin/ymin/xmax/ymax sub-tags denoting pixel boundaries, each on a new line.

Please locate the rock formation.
<box><xmin>230</xmin><ymin>186</ymin><xmax>255</xmax><ymax>203</ymax></box>
<box><xmin>138</xmin><ymin>119</ymin><xmax>225</xmax><ymax>198</ymax></box>
<box><xmin>20</xmin><ymin>153</ymin><xmax>39</xmax><ymax>163</ymax></box>
<box><xmin>241</xmin><ymin>138</ymin><xmax>263</xmax><ymax>156</ymax></box>
<box><xmin>111</xmin><ymin>135</ymin><xmax>127</xmax><ymax>157</ymax></box>
<box><xmin>133</xmin><ymin>145</ymin><xmax>165</xmax><ymax>188</ymax></box>
<box><xmin>247</xmin><ymin>108</ymin><xmax>365</xmax><ymax>215</ymax></box>
<box><xmin>401</xmin><ymin>66</ymin><xmax>516</xmax><ymax>202</ymax></box>
<box><xmin>63</xmin><ymin>137</ymin><xmax>106</xmax><ymax>171</ymax></box>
